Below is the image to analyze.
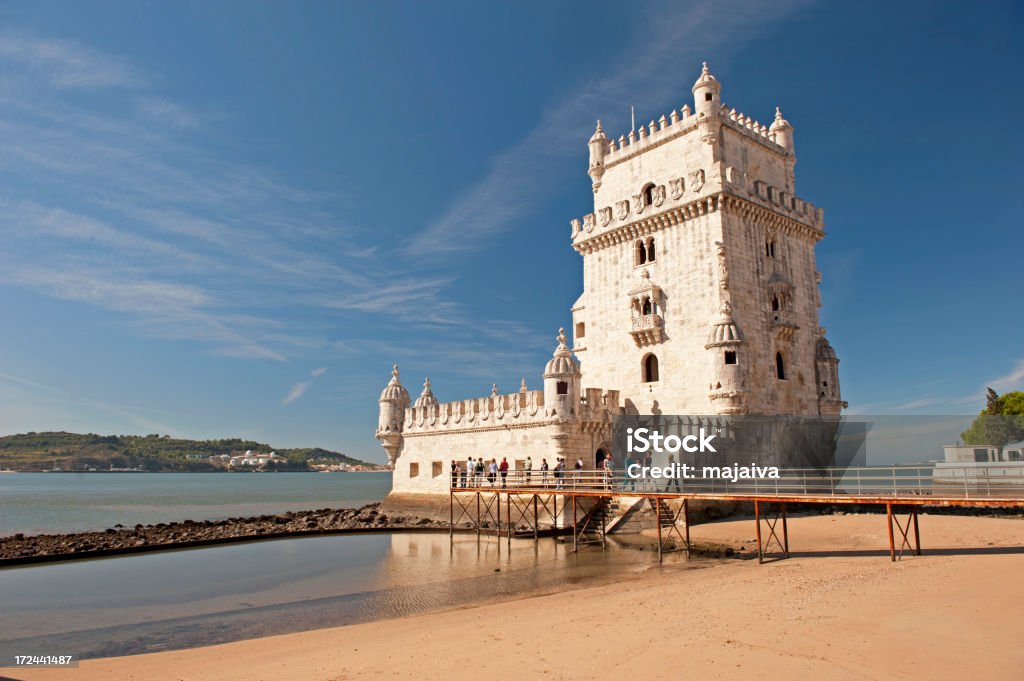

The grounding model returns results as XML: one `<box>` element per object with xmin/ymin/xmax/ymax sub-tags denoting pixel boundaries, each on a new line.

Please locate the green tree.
<box><xmin>961</xmin><ymin>389</ymin><xmax>1024</xmax><ymax>458</ymax></box>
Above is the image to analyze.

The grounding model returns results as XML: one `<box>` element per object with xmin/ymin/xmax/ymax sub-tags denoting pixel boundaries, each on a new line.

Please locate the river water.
<box><xmin>0</xmin><ymin>472</ymin><xmax>393</xmax><ymax>536</ymax></box>
<box><xmin>0</xmin><ymin>532</ymin><xmax>703</xmax><ymax>660</ymax></box>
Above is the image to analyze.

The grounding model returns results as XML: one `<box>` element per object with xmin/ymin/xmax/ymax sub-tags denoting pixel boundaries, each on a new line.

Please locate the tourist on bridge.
<box><xmin>664</xmin><ymin>454</ymin><xmax>681</xmax><ymax>493</ymax></box>
<box><xmin>462</xmin><ymin>457</ymin><xmax>471</xmax><ymax>487</ymax></box>
<box><xmin>642</xmin><ymin>453</ymin><xmax>654</xmax><ymax>491</ymax></box>
<box><xmin>554</xmin><ymin>458</ymin><xmax>565</xmax><ymax>489</ymax></box>
<box><xmin>475</xmin><ymin>457</ymin><xmax>485</xmax><ymax>485</ymax></box>
<box><xmin>488</xmin><ymin>459</ymin><xmax>498</xmax><ymax>486</ymax></box>
<box><xmin>574</xmin><ymin>457</ymin><xmax>584</xmax><ymax>486</ymax></box>
<box><xmin>623</xmin><ymin>452</ymin><xmax>637</xmax><ymax>492</ymax></box>
<box><xmin>540</xmin><ymin>458</ymin><xmax>549</xmax><ymax>487</ymax></box>
<box><xmin>524</xmin><ymin>456</ymin><xmax>533</xmax><ymax>487</ymax></box>
<box><xmin>602</xmin><ymin>456</ymin><xmax>614</xmax><ymax>490</ymax></box>
<box><xmin>499</xmin><ymin>457</ymin><xmax>509</xmax><ymax>488</ymax></box>
<box><xmin>450</xmin><ymin>460</ymin><xmax>459</xmax><ymax>488</ymax></box>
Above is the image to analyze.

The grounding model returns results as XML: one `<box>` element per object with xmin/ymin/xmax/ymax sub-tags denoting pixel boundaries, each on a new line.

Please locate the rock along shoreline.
<box><xmin>0</xmin><ymin>503</ymin><xmax>450</xmax><ymax>566</ymax></box>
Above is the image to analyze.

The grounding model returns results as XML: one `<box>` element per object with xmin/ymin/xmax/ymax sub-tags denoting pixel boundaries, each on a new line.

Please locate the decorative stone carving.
<box><xmin>583</xmin><ymin>213</ymin><xmax>595</xmax><ymax>233</ymax></box>
<box><xmin>598</xmin><ymin>206</ymin><xmax>612</xmax><ymax>226</ymax></box>
<box><xmin>690</xmin><ymin>169</ymin><xmax>705</xmax><ymax>192</ymax></box>
<box><xmin>715</xmin><ymin>241</ymin><xmax>729</xmax><ymax>291</ymax></box>
<box><xmin>570</xmin><ymin>218</ymin><xmax>581</xmax><ymax>238</ymax></box>
<box><xmin>652</xmin><ymin>185</ymin><xmax>666</xmax><ymax>207</ymax></box>
<box><xmin>633</xmin><ymin>193</ymin><xmax>644</xmax><ymax>214</ymax></box>
<box><xmin>616</xmin><ymin>200</ymin><xmax>630</xmax><ymax>220</ymax></box>
<box><xmin>669</xmin><ymin>177</ymin><xmax>684</xmax><ymax>199</ymax></box>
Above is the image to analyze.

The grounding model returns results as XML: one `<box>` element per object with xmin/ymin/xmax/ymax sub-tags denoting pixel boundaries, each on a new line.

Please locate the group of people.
<box><xmin>450</xmin><ymin>454</ymin><xmax>620</xmax><ymax>491</ymax></box>
<box><xmin>448</xmin><ymin>453</ymin><xmax>686</xmax><ymax>493</ymax></box>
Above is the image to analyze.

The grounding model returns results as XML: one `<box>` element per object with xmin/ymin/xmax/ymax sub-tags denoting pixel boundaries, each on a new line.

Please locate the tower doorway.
<box><xmin>595</xmin><ymin>447</ymin><xmax>609</xmax><ymax>469</ymax></box>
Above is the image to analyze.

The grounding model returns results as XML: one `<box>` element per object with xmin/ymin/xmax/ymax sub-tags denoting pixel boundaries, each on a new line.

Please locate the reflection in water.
<box><xmin>0</xmin><ymin>532</ymin><xmax>702</xmax><ymax>659</ymax></box>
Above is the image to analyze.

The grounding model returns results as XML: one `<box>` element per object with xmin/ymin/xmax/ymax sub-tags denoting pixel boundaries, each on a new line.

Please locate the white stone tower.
<box><xmin>569</xmin><ymin>62</ymin><xmax>845</xmax><ymax>417</ymax></box>
<box><xmin>543</xmin><ymin>327</ymin><xmax>582</xmax><ymax>418</ymax></box>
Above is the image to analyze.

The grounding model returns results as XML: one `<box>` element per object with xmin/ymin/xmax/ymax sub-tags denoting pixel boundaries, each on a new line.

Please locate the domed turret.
<box><xmin>413</xmin><ymin>377</ymin><xmax>438</xmax><ymax>409</ymax></box>
<box><xmin>543</xmin><ymin>328</ymin><xmax>582</xmax><ymax>419</ymax></box>
<box><xmin>376</xmin><ymin>364</ymin><xmax>410</xmax><ymax>466</ymax></box>
<box><xmin>692</xmin><ymin>61</ymin><xmax>722</xmax><ymax>118</ymax></box>
<box><xmin>704</xmin><ymin>301</ymin><xmax>747</xmax><ymax>415</ymax></box>
<box><xmin>769</xmin><ymin>106</ymin><xmax>795</xmax><ymax>155</ymax></box>
<box><xmin>587</xmin><ymin>120</ymin><xmax>611</xmax><ymax>192</ymax></box>
<box><xmin>815</xmin><ymin>329</ymin><xmax>845</xmax><ymax>415</ymax></box>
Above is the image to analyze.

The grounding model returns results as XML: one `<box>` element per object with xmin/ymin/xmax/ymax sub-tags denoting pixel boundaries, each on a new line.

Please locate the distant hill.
<box><xmin>0</xmin><ymin>431</ymin><xmax>379</xmax><ymax>472</ymax></box>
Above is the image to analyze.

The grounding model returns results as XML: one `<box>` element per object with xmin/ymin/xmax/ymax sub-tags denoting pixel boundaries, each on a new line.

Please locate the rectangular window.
<box><xmin>724</xmin><ymin>351</ymin><xmax>737</xmax><ymax>365</ymax></box>
<box><xmin>973</xmin><ymin>449</ymin><xmax>989</xmax><ymax>463</ymax></box>
<box><xmin>575</xmin><ymin>322</ymin><xmax>586</xmax><ymax>339</ymax></box>
<box><xmin>557</xmin><ymin>381</ymin><xmax>568</xmax><ymax>395</ymax></box>
<box><xmin>431</xmin><ymin>461</ymin><xmax>442</xmax><ymax>478</ymax></box>
<box><xmin>409</xmin><ymin>462</ymin><xmax>419</xmax><ymax>477</ymax></box>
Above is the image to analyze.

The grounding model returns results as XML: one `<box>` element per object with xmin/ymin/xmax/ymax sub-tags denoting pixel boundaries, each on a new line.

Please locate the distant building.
<box><xmin>943</xmin><ymin>444</ymin><xmax>1023</xmax><ymax>463</ymax></box>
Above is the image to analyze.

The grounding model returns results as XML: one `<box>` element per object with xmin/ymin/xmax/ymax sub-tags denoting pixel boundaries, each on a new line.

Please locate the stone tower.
<box><xmin>568</xmin><ymin>62</ymin><xmax>845</xmax><ymax>417</ymax></box>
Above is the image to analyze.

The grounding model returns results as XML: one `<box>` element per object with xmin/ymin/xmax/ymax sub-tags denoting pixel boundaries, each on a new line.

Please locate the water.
<box><xmin>0</xmin><ymin>532</ymin><xmax>703</xmax><ymax>659</ymax></box>
<box><xmin>0</xmin><ymin>472</ymin><xmax>393</xmax><ymax>536</ymax></box>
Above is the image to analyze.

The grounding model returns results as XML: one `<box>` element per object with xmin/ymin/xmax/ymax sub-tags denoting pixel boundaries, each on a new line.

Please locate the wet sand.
<box><xmin>11</xmin><ymin>513</ymin><xmax>1024</xmax><ymax>681</ymax></box>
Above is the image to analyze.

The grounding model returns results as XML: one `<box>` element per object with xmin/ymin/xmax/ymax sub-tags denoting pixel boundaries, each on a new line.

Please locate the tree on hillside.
<box><xmin>961</xmin><ymin>389</ymin><xmax>1024</xmax><ymax>458</ymax></box>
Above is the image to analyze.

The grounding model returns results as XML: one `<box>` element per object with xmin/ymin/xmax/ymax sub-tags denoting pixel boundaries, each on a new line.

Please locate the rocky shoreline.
<box><xmin>0</xmin><ymin>503</ymin><xmax>449</xmax><ymax>564</ymax></box>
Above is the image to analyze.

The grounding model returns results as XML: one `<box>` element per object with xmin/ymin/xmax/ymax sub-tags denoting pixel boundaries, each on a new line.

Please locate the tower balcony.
<box><xmin>770</xmin><ymin>310</ymin><xmax>799</xmax><ymax>341</ymax></box>
<box><xmin>630</xmin><ymin>314</ymin><xmax>664</xmax><ymax>347</ymax></box>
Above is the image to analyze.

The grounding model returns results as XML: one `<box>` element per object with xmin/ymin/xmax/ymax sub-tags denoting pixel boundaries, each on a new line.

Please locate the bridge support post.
<box><xmin>887</xmin><ymin>504</ymin><xmax>921</xmax><ymax>561</ymax></box>
<box><xmin>755</xmin><ymin>500</ymin><xmax>789</xmax><ymax>564</ymax></box>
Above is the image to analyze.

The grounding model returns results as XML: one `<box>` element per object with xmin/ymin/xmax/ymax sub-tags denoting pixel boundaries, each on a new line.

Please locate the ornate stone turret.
<box><xmin>705</xmin><ymin>301</ymin><xmax>748</xmax><ymax>414</ymax></box>
<box><xmin>815</xmin><ymin>329</ymin><xmax>846</xmax><ymax>415</ymax></box>
<box><xmin>376</xmin><ymin>364</ymin><xmax>410</xmax><ymax>466</ymax></box>
<box><xmin>543</xmin><ymin>328</ymin><xmax>582</xmax><ymax>419</ymax></box>
<box><xmin>587</xmin><ymin>120</ymin><xmax>610</xmax><ymax>192</ymax></box>
<box><xmin>413</xmin><ymin>377</ymin><xmax>438</xmax><ymax>409</ymax></box>
<box><xmin>692</xmin><ymin>61</ymin><xmax>722</xmax><ymax>121</ymax></box>
<box><xmin>769</xmin><ymin>106</ymin><xmax>795</xmax><ymax>156</ymax></box>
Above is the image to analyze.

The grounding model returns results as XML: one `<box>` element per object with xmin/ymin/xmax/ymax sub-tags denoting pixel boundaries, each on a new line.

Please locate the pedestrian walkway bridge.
<box><xmin>448</xmin><ymin>465</ymin><xmax>1024</xmax><ymax>563</ymax></box>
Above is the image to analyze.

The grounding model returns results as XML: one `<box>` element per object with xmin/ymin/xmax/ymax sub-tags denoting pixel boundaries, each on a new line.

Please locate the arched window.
<box><xmin>775</xmin><ymin>352</ymin><xmax>786</xmax><ymax>380</ymax></box>
<box><xmin>635</xmin><ymin>240</ymin><xmax>647</xmax><ymax>266</ymax></box>
<box><xmin>771</xmin><ymin>295</ymin><xmax>780</xmax><ymax>312</ymax></box>
<box><xmin>642</xmin><ymin>354</ymin><xmax>659</xmax><ymax>383</ymax></box>
<box><xmin>643</xmin><ymin>183</ymin><xmax>655</xmax><ymax>206</ymax></box>
<box><xmin>641</xmin><ymin>297</ymin><xmax>653</xmax><ymax>315</ymax></box>
<box><xmin>556</xmin><ymin>381</ymin><xmax>568</xmax><ymax>395</ymax></box>
<box><xmin>646</xmin><ymin>237</ymin><xmax>656</xmax><ymax>263</ymax></box>
<box><xmin>765</xmin><ymin>239</ymin><xmax>776</xmax><ymax>259</ymax></box>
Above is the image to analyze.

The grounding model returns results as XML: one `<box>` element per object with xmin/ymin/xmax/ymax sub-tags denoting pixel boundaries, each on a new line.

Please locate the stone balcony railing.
<box><xmin>770</xmin><ymin>310</ymin><xmax>799</xmax><ymax>341</ymax></box>
<box><xmin>630</xmin><ymin>314</ymin><xmax>664</xmax><ymax>347</ymax></box>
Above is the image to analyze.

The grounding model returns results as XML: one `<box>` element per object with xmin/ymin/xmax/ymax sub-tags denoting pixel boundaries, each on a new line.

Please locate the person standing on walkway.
<box><xmin>623</xmin><ymin>452</ymin><xmax>637</xmax><ymax>492</ymax></box>
<box><xmin>602</xmin><ymin>455</ymin><xmax>614</xmax><ymax>490</ymax></box>
<box><xmin>643</xmin><ymin>453</ymin><xmax>654</xmax><ymax>491</ymax></box>
<box><xmin>488</xmin><ymin>459</ymin><xmax>498</xmax><ymax>486</ymax></box>
<box><xmin>524</xmin><ymin>456</ymin><xmax>533</xmax><ymax>487</ymax></box>
<box><xmin>466</xmin><ymin>457</ymin><xmax>474</xmax><ymax>487</ymax></box>
<box><xmin>476</xmin><ymin>457</ymin><xmax>485</xmax><ymax>486</ymax></box>
<box><xmin>574</xmin><ymin>456</ymin><xmax>584</xmax><ymax>487</ymax></box>
<box><xmin>540</xmin><ymin>458</ymin><xmax>549</xmax><ymax>487</ymax></box>
<box><xmin>499</xmin><ymin>457</ymin><xmax>509</xmax><ymax>488</ymax></box>
<box><xmin>664</xmin><ymin>454</ymin><xmax>681</xmax><ymax>493</ymax></box>
<box><xmin>450</xmin><ymin>460</ymin><xmax>459</xmax><ymax>488</ymax></box>
<box><xmin>554</xmin><ymin>458</ymin><xmax>565</xmax><ymax>489</ymax></box>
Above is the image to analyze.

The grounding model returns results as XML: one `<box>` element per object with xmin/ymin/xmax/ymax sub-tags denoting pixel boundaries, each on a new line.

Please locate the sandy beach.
<box><xmin>9</xmin><ymin>512</ymin><xmax>1024</xmax><ymax>681</ymax></box>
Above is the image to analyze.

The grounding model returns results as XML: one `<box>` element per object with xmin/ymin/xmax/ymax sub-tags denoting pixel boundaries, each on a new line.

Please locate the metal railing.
<box><xmin>449</xmin><ymin>464</ymin><xmax>1024</xmax><ymax>500</ymax></box>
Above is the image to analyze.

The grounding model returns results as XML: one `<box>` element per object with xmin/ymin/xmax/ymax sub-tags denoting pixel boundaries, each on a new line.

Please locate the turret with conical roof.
<box><xmin>815</xmin><ymin>329</ymin><xmax>846</xmax><ymax>415</ymax></box>
<box><xmin>769</xmin><ymin>106</ymin><xmax>795</xmax><ymax>156</ymax></box>
<box><xmin>587</xmin><ymin>120</ymin><xmax>610</xmax><ymax>192</ymax></box>
<box><xmin>543</xmin><ymin>327</ymin><xmax>582</xmax><ymax>419</ymax></box>
<box><xmin>376</xmin><ymin>364</ymin><xmax>410</xmax><ymax>466</ymax></box>
<box><xmin>413</xmin><ymin>377</ymin><xmax>438</xmax><ymax>409</ymax></box>
<box><xmin>692</xmin><ymin>61</ymin><xmax>721</xmax><ymax>118</ymax></box>
<box><xmin>704</xmin><ymin>301</ymin><xmax>748</xmax><ymax>415</ymax></box>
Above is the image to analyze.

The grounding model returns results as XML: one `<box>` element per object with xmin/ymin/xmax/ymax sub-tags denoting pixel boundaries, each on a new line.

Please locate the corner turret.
<box><xmin>705</xmin><ymin>301</ymin><xmax>748</xmax><ymax>415</ymax></box>
<box><xmin>692</xmin><ymin>61</ymin><xmax>722</xmax><ymax>118</ymax></box>
<box><xmin>376</xmin><ymin>364</ymin><xmax>410</xmax><ymax>466</ymax></box>
<box><xmin>769</xmin><ymin>107</ymin><xmax>795</xmax><ymax>156</ymax></box>
<box><xmin>587</xmin><ymin>120</ymin><xmax>610</xmax><ymax>192</ymax></box>
<box><xmin>543</xmin><ymin>328</ymin><xmax>582</xmax><ymax>419</ymax></box>
<box><xmin>814</xmin><ymin>329</ymin><xmax>846</xmax><ymax>415</ymax></box>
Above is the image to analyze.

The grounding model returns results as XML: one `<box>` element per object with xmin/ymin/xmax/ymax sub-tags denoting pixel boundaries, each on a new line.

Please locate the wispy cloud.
<box><xmin>0</xmin><ymin>33</ymin><xmax>142</xmax><ymax>88</ymax></box>
<box><xmin>282</xmin><ymin>367</ymin><xmax>329</xmax><ymax>405</ymax></box>
<box><xmin>989</xmin><ymin>359</ymin><xmax>1024</xmax><ymax>394</ymax></box>
<box><xmin>402</xmin><ymin>0</ymin><xmax>815</xmax><ymax>258</ymax></box>
<box><xmin>136</xmin><ymin>96</ymin><xmax>201</xmax><ymax>130</ymax></box>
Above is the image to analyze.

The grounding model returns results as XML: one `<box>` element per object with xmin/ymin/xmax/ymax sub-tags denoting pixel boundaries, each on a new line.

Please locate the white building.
<box><xmin>377</xmin><ymin>63</ymin><xmax>845</xmax><ymax>499</ymax></box>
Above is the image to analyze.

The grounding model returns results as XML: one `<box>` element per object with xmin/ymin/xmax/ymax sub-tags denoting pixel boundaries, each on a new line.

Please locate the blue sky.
<box><xmin>0</xmin><ymin>0</ymin><xmax>1021</xmax><ymax>463</ymax></box>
